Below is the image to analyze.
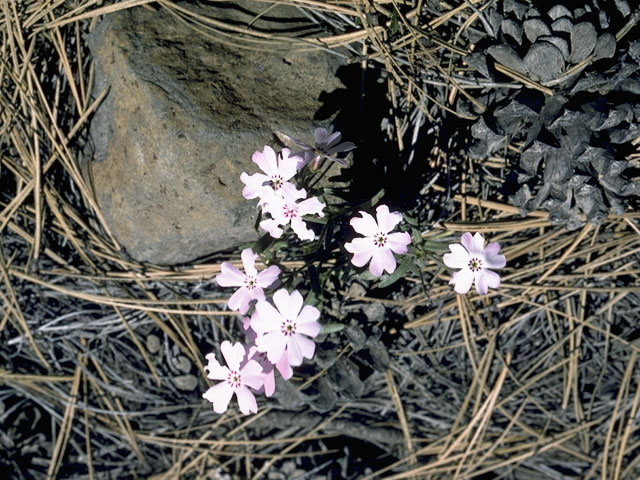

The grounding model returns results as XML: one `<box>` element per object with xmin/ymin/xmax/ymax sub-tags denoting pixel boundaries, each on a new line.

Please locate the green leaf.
<box><xmin>423</xmin><ymin>240</ymin><xmax>451</xmax><ymax>254</ymax></box>
<box><xmin>369</xmin><ymin>188</ymin><xmax>386</xmax><ymax>207</ymax></box>
<box><xmin>403</xmin><ymin>213</ymin><xmax>419</xmax><ymax>227</ymax></box>
<box><xmin>378</xmin><ymin>255</ymin><xmax>414</xmax><ymax>288</ymax></box>
<box><xmin>390</xmin><ymin>11</ymin><xmax>399</xmax><ymax>34</ymax></box>
<box><xmin>320</xmin><ymin>323</ymin><xmax>346</xmax><ymax>335</ymax></box>
<box><xmin>303</xmin><ymin>214</ymin><xmax>327</xmax><ymax>224</ymax></box>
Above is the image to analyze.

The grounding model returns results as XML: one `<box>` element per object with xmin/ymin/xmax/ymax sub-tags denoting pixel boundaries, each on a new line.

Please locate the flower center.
<box><xmin>373</xmin><ymin>232</ymin><xmax>388</xmax><ymax>247</ymax></box>
<box><xmin>244</xmin><ymin>275</ymin><xmax>257</xmax><ymax>290</ymax></box>
<box><xmin>282</xmin><ymin>204</ymin><xmax>298</xmax><ymax>219</ymax></box>
<box><xmin>270</xmin><ymin>175</ymin><xmax>284</xmax><ymax>190</ymax></box>
<box><xmin>227</xmin><ymin>370</ymin><xmax>241</xmax><ymax>389</ymax></box>
<box><xmin>468</xmin><ymin>257</ymin><xmax>483</xmax><ymax>272</ymax></box>
<box><xmin>281</xmin><ymin>319</ymin><xmax>296</xmax><ymax>337</ymax></box>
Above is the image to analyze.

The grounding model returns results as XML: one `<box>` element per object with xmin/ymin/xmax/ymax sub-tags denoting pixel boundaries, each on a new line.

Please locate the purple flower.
<box><xmin>344</xmin><ymin>204</ymin><xmax>412</xmax><ymax>277</ymax></box>
<box><xmin>277</xmin><ymin>127</ymin><xmax>356</xmax><ymax>169</ymax></box>
<box><xmin>202</xmin><ymin>341</ymin><xmax>264</xmax><ymax>415</ymax></box>
<box><xmin>443</xmin><ymin>232</ymin><xmax>506</xmax><ymax>295</ymax></box>
<box><xmin>240</xmin><ymin>146</ymin><xmax>304</xmax><ymax>202</ymax></box>
<box><xmin>251</xmin><ymin>289</ymin><xmax>321</xmax><ymax>368</ymax></box>
<box><xmin>216</xmin><ymin>248</ymin><xmax>280</xmax><ymax>314</ymax></box>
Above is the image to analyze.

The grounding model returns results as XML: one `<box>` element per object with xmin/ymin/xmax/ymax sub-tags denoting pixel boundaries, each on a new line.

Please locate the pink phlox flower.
<box><xmin>251</xmin><ymin>289</ymin><xmax>321</xmax><ymax>370</ymax></box>
<box><xmin>443</xmin><ymin>232</ymin><xmax>506</xmax><ymax>295</ymax></box>
<box><xmin>215</xmin><ymin>248</ymin><xmax>280</xmax><ymax>314</ymax></box>
<box><xmin>202</xmin><ymin>341</ymin><xmax>264</xmax><ymax>415</ymax></box>
<box><xmin>240</xmin><ymin>146</ymin><xmax>304</xmax><ymax>201</ymax></box>
<box><xmin>242</xmin><ymin>315</ymin><xmax>291</xmax><ymax>394</ymax></box>
<box><xmin>259</xmin><ymin>186</ymin><xmax>325</xmax><ymax>241</ymax></box>
<box><xmin>344</xmin><ymin>204</ymin><xmax>412</xmax><ymax>277</ymax></box>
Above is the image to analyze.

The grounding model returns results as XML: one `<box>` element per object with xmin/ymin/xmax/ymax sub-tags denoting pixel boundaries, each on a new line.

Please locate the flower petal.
<box><xmin>259</xmin><ymin>219</ymin><xmax>284</xmax><ymax>238</ymax></box>
<box><xmin>297</xmin><ymin>304</ymin><xmax>320</xmax><ymax>328</ymax></box>
<box><xmin>262</xmin><ymin>369</ymin><xmax>275</xmax><ymax>397</ymax></box>
<box><xmin>240</xmin><ymin>172</ymin><xmax>269</xmax><ymax>200</ymax></box>
<box><xmin>350</xmin><ymin>211</ymin><xmax>379</xmax><ymax>236</ymax></box>
<box><xmin>287</xmin><ymin>336</ymin><xmax>303</xmax><ymax>366</ymax></box>
<box><xmin>227</xmin><ymin>287</ymin><xmax>251</xmax><ymax>314</ymax></box>
<box><xmin>344</xmin><ymin>237</ymin><xmax>373</xmax><ymax>255</ymax></box>
<box><xmin>240</xmin><ymin>248</ymin><xmax>258</xmax><ymax>277</ymax></box>
<box><xmin>278</xmin><ymin>149</ymin><xmax>302</xmax><ymax>180</ymax></box>
<box><xmin>280</xmin><ymin>182</ymin><xmax>307</xmax><ymax>201</ymax></box>
<box><xmin>235</xmin><ymin>386</ymin><xmax>258</xmax><ymax>415</ymax></box>
<box><xmin>349</xmin><ymin>250</ymin><xmax>374</xmax><ymax>269</ymax></box>
<box><xmin>253</xmin><ymin>300</ymin><xmax>283</xmax><ymax>334</ymax></box>
<box><xmin>252</xmin><ymin>145</ymin><xmax>278</xmax><ymax>177</ymax></box>
<box><xmin>203</xmin><ymin>382</ymin><xmax>234</xmax><ymax>414</ymax></box>
<box><xmin>216</xmin><ymin>262</ymin><xmax>245</xmax><ymax>287</ymax></box>
<box><xmin>298</xmin><ymin>196</ymin><xmax>325</xmax><ymax>216</ymax></box>
<box><xmin>273</xmin><ymin>289</ymin><xmax>303</xmax><ymax>321</ymax></box>
<box><xmin>240</xmin><ymin>359</ymin><xmax>264</xmax><ymax>390</ymax></box>
<box><xmin>297</xmin><ymin>319</ymin><xmax>321</xmax><ymax>338</ymax></box>
<box><xmin>220</xmin><ymin>341</ymin><xmax>246</xmax><ymax>372</ymax></box>
<box><xmin>290</xmin><ymin>218</ymin><xmax>315</xmax><ymax>241</ymax></box>
<box><xmin>314</xmin><ymin>127</ymin><xmax>330</xmax><ymax>145</ymax></box>
<box><xmin>387</xmin><ymin>231</ymin><xmax>411</xmax><ymax>254</ymax></box>
<box><xmin>484</xmin><ymin>242</ymin><xmax>506</xmax><ymax>269</ymax></box>
<box><xmin>460</xmin><ymin>232</ymin><xmax>475</xmax><ymax>254</ymax></box>
<box><xmin>256</xmin><ymin>265</ymin><xmax>280</xmax><ymax>288</ymax></box>
<box><xmin>204</xmin><ymin>353</ymin><xmax>228</xmax><ymax>381</ymax></box>
<box><xmin>370</xmin><ymin>247</ymin><xmax>396</xmax><ymax>277</ymax></box>
<box><xmin>450</xmin><ymin>268</ymin><xmax>474</xmax><ymax>294</ymax></box>
<box><xmin>375</xmin><ymin>205</ymin><xmax>403</xmax><ymax>234</ymax></box>
<box><xmin>344</xmin><ymin>237</ymin><xmax>376</xmax><ymax>269</ymax></box>
<box><xmin>325</xmin><ymin>141</ymin><xmax>356</xmax><ymax>155</ymax></box>
<box><xmin>293</xmin><ymin>333</ymin><xmax>317</xmax><ymax>361</ymax></box>
<box><xmin>275</xmin><ymin>351</ymin><xmax>293</xmax><ymax>380</ymax></box>
<box><xmin>443</xmin><ymin>243</ymin><xmax>471</xmax><ymax>269</ymax></box>
<box><xmin>324</xmin><ymin>131</ymin><xmax>341</xmax><ymax>147</ymax></box>
<box><xmin>256</xmin><ymin>332</ymin><xmax>287</xmax><ymax>364</ymax></box>
<box><xmin>477</xmin><ymin>269</ymin><xmax>501</xmax><ymax>295</ymax></box>
<box><xmin>469</xmin><ymin>232</ymin><xmax>486</xmax><ymax>255</ymax></box>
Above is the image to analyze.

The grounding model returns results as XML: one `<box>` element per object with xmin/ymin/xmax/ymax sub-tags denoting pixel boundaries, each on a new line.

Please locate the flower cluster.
<box><xmin>241</xmin><ymin>145</ymin><xmax>325</xmax><ymax>241</ymax></box>
<box><xmin>204</xmin><ymin>252</ymin><xmax>321</xmax><ymax>414</ymax></box>
<box><xmin>204</xmin><ymin>127</ymin><xmax>508</xmax><ymax>416</ymax></box>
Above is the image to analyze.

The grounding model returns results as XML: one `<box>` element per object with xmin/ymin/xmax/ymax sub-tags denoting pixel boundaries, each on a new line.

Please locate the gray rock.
<box><xmin>551</xmin><ymin>17</ymin><xmax>573</xmax><ymax>34</ymax></box>
<box><xmin>172</xmin><ymin>374</ymin><xmax>198</xmax><ymax>391</ymax></box>
<box><xmin>599</xmin><ymin>10</ymin><xmax>610</xmax><ymax>30</ymax></box>
<box><xmin>615</xmin><ymin>0</ymin><xmax>631</xmax><ymax>16</ymax></box>
<box><xmin>548</xmin><ymin>5</ymin><xmax>572</xmax><ymax>20</ymax></box>
<box><xmin>146</xmin><ymin>334</ymin><xmax>161</xmax><ymax>354</ymax></box>
<box><xmin>86</xmin><ymin>3</ymin><xmax>345</xmax><ymax>264</ymax></box>
<box><xmin>570</xmin><ymin>22</ymin><xmax>598</xmax><ymax>64</ymax></box>
<box><xmin>523</xmin><ymin>18</ymin><xmax>551</xmax><ymax>43</ymax></box>
<box><xmin>501</xmin><ymin>18</ymin><xmax>523</xmax><ymax>45</ymax></box>
<box><xmin>173</xmin><ymin>355</ymin><xmax>192</xmax><ymax>374</ymax></box>
<box><xmin>538</xmin><ymin>35</ymin><xmax>570</xmax><ymax>60</ymax></box>
<box><xmin>503</xmin><ymin>0</ymin><xmax>528</xmax><ymax>20</ymax></box>
<box><xmin>524</xmin><ymin>41</ymin><xmax>565</xmax><ymax>82</ymax></box>
<box><xmin>593</xmin><ymin>33</ymin><xmax>617</xmax><ymax>61</ymax></box>
<box><xmin>487</xmin><ymin>44</ymin><xmax>527</xmax><ymax>75</ymax></box>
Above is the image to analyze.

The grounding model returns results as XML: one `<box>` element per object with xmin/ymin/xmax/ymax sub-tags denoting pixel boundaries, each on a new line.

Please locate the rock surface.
<box><xmin>87</xmin><ymin>2</ymin><xmax>345</xmax><ymax>264</ymax></box>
